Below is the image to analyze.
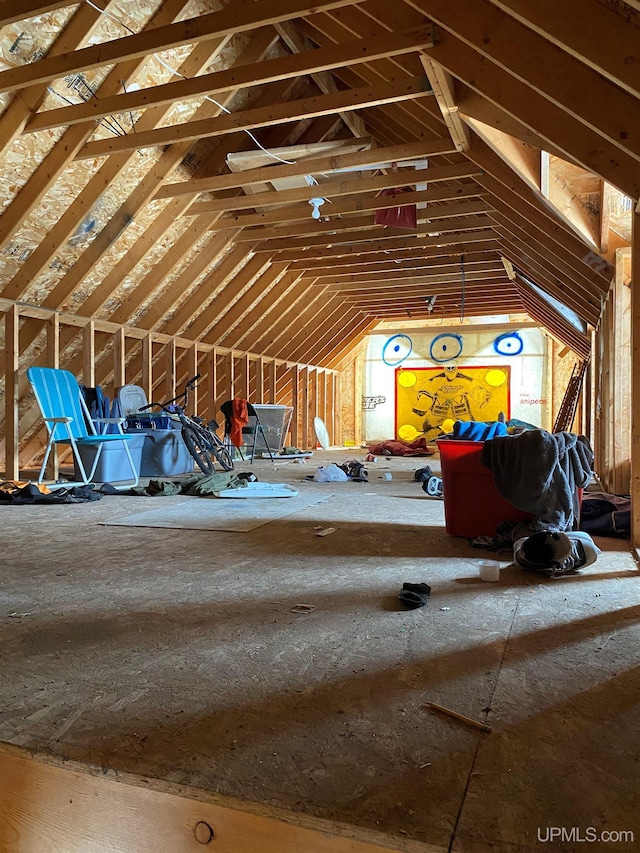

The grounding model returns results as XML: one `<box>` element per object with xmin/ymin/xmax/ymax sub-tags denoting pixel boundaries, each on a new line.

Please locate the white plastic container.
<box><xmin>478</xmin><ymin>560</ymin><xmax>501</xmax><ymax>582</ymax></box>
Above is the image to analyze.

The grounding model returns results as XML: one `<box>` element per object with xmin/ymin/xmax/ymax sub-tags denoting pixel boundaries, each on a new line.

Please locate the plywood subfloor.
<box><xmin>1</xmin><ymin>450</ymin><xmax>639</xmax><ymax>852</ymax></box>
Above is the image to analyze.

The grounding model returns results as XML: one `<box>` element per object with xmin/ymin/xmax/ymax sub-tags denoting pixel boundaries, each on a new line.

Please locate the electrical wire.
<box><xmin>46</xmin><ymin>86</ymin><xmax>126</xmax><ymax>137</ymax></box>
<box><xmin>84</xmin><ymin>0</ymin><xmax>295</xmax><ymax>165</ymax></box>
<box><xmin>120</xmin><ymin>79</ymin><xmax>137</xmax><ymax>131</ymax></box>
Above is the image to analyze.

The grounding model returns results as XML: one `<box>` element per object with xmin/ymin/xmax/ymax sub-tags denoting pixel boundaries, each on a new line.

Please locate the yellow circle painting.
<box><xmin>398</xmin><ymin>423</ymin><xmax>420</xmax><ymax>441</ymax></box>
<box><xmin>486</xmin><ymin>369</ymin><xmax>507</xmax><ymax>387</ymax></box>
<box><xmin>397</xmin><ymin>370</ymin><xmax>417</xmax><ymax>388</ymax></box>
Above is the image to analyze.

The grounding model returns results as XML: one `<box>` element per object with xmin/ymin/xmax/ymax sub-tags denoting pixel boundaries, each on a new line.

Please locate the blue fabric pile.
<box><xmin>452</xmin><ymin>420</ymin><xmax>508</xmax><ymax>441</ymax></box>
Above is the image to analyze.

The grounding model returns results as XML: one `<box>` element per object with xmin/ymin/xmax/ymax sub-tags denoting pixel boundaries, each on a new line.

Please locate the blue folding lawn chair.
<box><xmin>27</xmin><ymin>367</ymin><xmax>140</xmax><ymax>489</ymax></box>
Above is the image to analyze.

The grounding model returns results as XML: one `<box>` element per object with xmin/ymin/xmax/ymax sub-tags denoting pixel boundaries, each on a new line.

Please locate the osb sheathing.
<box><xmin>157</xmin><ymin>242</ymin><xmax>250</xmax><ymax>332</ymax></box>
<box><xmin>340</xmin><ymin>358</ymin><xmax>357</xmax><ymax>445</ymax></box>
<box><xmin>0</xmin><ymin>6</ymin><xmax>77</xmax><ymax>115</ymax></box>
<box><xmin>0</xmin><ymin>2</ymin><xmax>262</xmax><ymax>335</ymax></box>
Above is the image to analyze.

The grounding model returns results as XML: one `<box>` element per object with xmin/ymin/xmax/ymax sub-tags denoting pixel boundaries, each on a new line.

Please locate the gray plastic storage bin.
<box><xmin>138</xmin><ymin>429</ymin><xmax>193</xmax><ymax>477</ymax></box>
<box><xmin>74</xmin><ymin>434</ymin><xmax>145</xmax><ymax>483</ymax></box>
<box><xmin>249</xmin><ymin>405</ymin><xmax>294</xmax><ymax>454</ymax></box>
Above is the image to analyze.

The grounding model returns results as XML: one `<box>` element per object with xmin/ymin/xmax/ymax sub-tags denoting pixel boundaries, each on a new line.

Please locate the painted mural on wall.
<box><xmin>395</xmin><ymin>364</ymin><xmax>511</xmax><ymax>441</ymax></box>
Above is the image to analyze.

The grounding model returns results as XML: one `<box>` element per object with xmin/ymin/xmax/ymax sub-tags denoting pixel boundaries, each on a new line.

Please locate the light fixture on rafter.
<box><xmin>309</xmin><ymin>197</ymin><xmax>325</xmax><ymax>220</ymax></box>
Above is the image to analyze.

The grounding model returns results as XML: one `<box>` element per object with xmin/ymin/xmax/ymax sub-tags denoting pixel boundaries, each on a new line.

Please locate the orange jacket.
<box><xmin>230</xmin><ymin>398</ymin><xmax>249</xmax><ymax>447</ymax></box>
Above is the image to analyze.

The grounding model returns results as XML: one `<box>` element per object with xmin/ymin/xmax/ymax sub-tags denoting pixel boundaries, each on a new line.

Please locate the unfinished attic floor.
<box><xmin>1</xmin><ymin>449</ymin><xmax>639</xmax><ymax>853</ymax></box>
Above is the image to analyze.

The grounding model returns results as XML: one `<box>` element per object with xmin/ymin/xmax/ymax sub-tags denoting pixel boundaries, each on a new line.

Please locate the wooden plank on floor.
<box><xmin>0</xmin><ymin>743</ymin><xmax>442</xmax><ymax>853</ymax></box>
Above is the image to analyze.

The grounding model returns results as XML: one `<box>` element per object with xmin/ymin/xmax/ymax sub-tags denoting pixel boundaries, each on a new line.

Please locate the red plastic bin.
<box><xmin>436</xmin><ymin>439</ymin><xmax>532</xmax><ymax>537</ymax></box>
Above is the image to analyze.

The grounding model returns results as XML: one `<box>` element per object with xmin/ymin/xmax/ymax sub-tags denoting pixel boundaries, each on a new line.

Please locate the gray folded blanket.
<box><xmin>480</xmin><ymin>430</ymin><xmax>593</xmax><ymax>532</ymax></box>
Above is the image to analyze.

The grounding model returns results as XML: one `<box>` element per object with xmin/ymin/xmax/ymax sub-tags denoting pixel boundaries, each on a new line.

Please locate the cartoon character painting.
<box><xmin>396</xmin><ymin>364</ymin><xmax>509</xmax><ymax>441</ymax></box>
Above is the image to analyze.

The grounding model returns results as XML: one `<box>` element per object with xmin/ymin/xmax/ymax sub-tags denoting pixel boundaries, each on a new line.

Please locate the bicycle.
<box><xmin>140</xmin><ymin>374</ymin><xmax>234</xmax><ymax>474</ymax></box>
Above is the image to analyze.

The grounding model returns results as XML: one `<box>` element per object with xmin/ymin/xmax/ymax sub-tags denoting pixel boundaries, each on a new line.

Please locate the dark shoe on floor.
<box><xmin>402</xmin><ymin>582</ymin><xmax>432</xmax><ymax>596</ymax></box>
<box><xmin>399</xmin><ymin>582</ymin><xmax>431</xmax><ymax>608</ymax></box>
<box><xmin>414</xmin><ymin>466</ymin><xmax>432</xmax><ymax>482</ymax></box>
<box><xmin>399</xmin><ymin>589</ymin><xmax>429</xmax><ymax>608</ymax></box>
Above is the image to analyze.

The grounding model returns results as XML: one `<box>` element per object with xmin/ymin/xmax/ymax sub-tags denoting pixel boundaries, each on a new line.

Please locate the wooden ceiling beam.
<box><xmin>251</xmin><ymin>286</ymin><xmax>332</xmax><ymax>356</ymax></box>
<box><xmin>370</xmin><ymin>295</ymin><xmax>521</xmax><ymax>310</ymax></box>
<box><xmin>487</xmin><ymin>195</ymin><xmax>610</xmax><ymax>297</ymax></box>
<box><xmin>177</xmin><ymin>253</ymin><xmax>274</xmax><ymax>341</ymax></box>
<box><xmin>355</xmin><ymin>108</ymin><xmax>422</xmax><ymax>146</ymax></box>
<box><xmin>468</xmin><ymin>136</ymin><xmax>614</xmax><ymax>283</ymax></box>
<box><xmin>76</xmin><ymin>75</ymin><xmax>434</xmax><ymax>160</ymax></box>
<box><xmin>362</xmin><ymin>300</ymin><xmax>519</xmax><ymax>313</ymax></box>
<box><xmin>498</xmin><ymin>248</ymin><xmax>599</xmax><ymax>325</ymax></box>
<box><xmin>321</xmin><ymin>264</ymin><xmax>506</xmax><ymax>293</ymax></box>
<box><xmin>350</xmin><ymin>296</ymin><xmax>520</xmax><ymax>313</ymax></box>
<box><xmin>491</xmin><ymin>214</ymin><xmax>604</xmax><ymax>307</ymax></box>
<box><xmin>326</xmin><ymin>288</ymin><xmax>509</xmax><ymax>306</ymax></box>
<box><xmin>184</xmin><ymin>163</ymin><xmax>482</xmax><ymax>215</ymax></box>
<box><xmin>301</xmin><ymin>6</ymin><xmax>422</xmax><ymax>80</ymax></box>
<box><xmin>487</xmin><ymin>0</ymin><xmax>640</xmax><ymax>101</ymax></box>
<box><xmin>457</xmin><ymin>90</ymin><xmax>580</xmax><ymax>167</ymax></box>
<box><xmin>203</xmin><ymin>262</ymin><xmax>291</xmax><ymax>345</ymax></box>
<box><xmin>344</xmin><ymin>280</ymin><xmax>509</xmax><ymax>312</ymax></box>
<box><xmin>40</xmin><ymin>42</ymin><xmax>287</xmax><ymax>323</ymax></box>
<box><xmin>420</xmin><ymin>55</ymin><xmax>470</xmax><ymax>152</ymax></box>
<box><xmin>27</xmin><ymin>25</ymin><xmax>434</xmax><ymax>132</ymax></box>
<box><xmin>285</xmin><ymin>241</ymin><xmax>501</xmax><ymax>268</ymax></box>
<box><xmin>246</xmin><ymin>213</ymin><xmax>493</xmax><ymax>249</ymax></box>
<box><xmin>293</xmin><ymin>250</ymin><xmax>500</xmax><ymax>275</ymax></box>
<box><xmin>243</xmin><ymin>214</ymin><xmax>383</xmax><ymax>246</ymax></box>
<box><xmin>238</xmin><ymin>202</ymin><xmax>490</xmax><ymax>247</ymax></box>
<box><xmin>411</xmin><ymin>0</ymin><xmax>640</xmax><ymax>168</ymax></box>
<box><xmin>275</xmin><ymin>19</ymin><xmax>366</xmax><ymax>138</ymax></box>
<box><xmin>370</xmin><ymin>293</ymin><xmax>520</xmax><ymax>309</ymax></box>
<box><xmin>422</xmin><ymin>30</ymin><xmax>640</xmax><ymax>200</ymax></box>
<box><xmin>158</xmin><ymin>245</ymin><xmax>258</xmax><ymax>338</ymax></box>
<box><xmin>274</xmin><ymin>298</ymin><xmax>354</xmax><ymax>361</ymax></box>
<box><xmin>0</xmin><ymin>0</ymin><xmax>197</xmax><ymax>259</ymax></box>
<box><xmin>317</xmin><ymin>262</ymin><xmax>505</xmax><ymax>285</ymax></box>
<box><xmin>462</xmin><ymin>114</ymin><xmax>543</xmax><ymax>195</ymax></box>
<box><xmin>268</xmin><ymin>228</ymin><xmax>498</xmax><ymax>260</ymax></box>
<box><xmin>470</xmin><ymin>120</ymin><xmax>601</xmax><ymax>253</ymax></box>
<box><xmin>118</xmin><ymin>229</ymin><xmax>243</xmax><ymax>332</ymax></box>
<box><xmin>0</xmin><ymin>1</ymin><xmax>73</xmax><ymax>26</ymax></box>
<box><xmin>0</xmin><ymin>0</ymin><xmax>110</xmax><ymax>158</ymax></box>
<box><xmin>321</xmin><ymin>281</ymin><xmax>507</xmax><ymax>301</ymax></box>
<box><xmin>189</xmin><ymin>171</ymin><xmax>480</xmax><ymax>219</ymax></box>
<box><xmin>296</xmin><ymin>10</ymin><xmax>448</xmax><ymax>139</ymax></box>
<box><xmin>225</xmin><ymin>275</ymin><xmax>313</xmax><ymax>351</ymax></box>
<box><xmin>197</xmin><ymin>188</ymin><xmax>489</xmax><ymax>230</ymax></box>
<box><xmin>289</xmin><ymin>305</ymin><xmax>367</xmax><ymax>364</ymax></box>
<box><xmin>0</xmin><ymin>0</ymin><xmax>366</xmax><ymax>92</ymax></box>
<box><xmin>154</xmin><ymin>139</ymin><xmax>455</xmax><ymax>200</ymax></box>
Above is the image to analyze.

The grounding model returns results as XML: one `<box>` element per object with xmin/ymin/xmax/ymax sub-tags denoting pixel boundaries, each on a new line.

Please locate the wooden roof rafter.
<box><xmin>0</xmin><ymin>0</ymin><xmax>635</xmax><ymax>374</ymax></box>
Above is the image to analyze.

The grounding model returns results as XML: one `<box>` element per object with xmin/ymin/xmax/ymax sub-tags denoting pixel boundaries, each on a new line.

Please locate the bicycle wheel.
<box><xmin>208</xmin><ymin>432</ymin><xmax>234</xmax><ymax>471</ymax></box>
<box><xmin>182</xmin><ymin>425</ymin><xmax>214</xmax><ymax>475</ymax></box>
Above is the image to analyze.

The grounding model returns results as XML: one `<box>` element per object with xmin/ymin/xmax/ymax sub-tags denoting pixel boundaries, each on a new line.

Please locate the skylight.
<box><xmin>516</xmin><ymin>270</ymin><xmax>587</xmax><ymax>333</ymax></box>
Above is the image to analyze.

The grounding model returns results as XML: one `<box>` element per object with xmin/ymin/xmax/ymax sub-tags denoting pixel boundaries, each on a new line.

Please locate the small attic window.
<box><xmin>516</xmin><ymin>270</ymin><xmax>587</xmax><ymax>334</ymax></box>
